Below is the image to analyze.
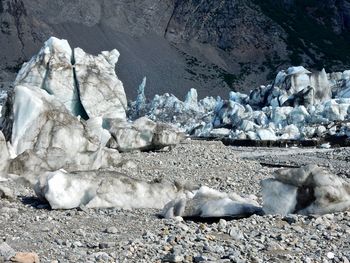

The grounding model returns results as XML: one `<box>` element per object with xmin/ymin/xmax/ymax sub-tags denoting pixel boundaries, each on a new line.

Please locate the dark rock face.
<box><xmin>0</xmin><ymin>0</ymin><xmax>349</xmax><ymax>98</ymax></box>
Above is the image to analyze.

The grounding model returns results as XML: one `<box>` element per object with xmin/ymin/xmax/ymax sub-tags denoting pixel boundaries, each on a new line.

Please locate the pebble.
<box><xmin>327</xmin><ymin>252</ymin><xmax>335</xmax><ymax>259</ymax></box>
<box><xmin>1</xmin><ymin>142</ymin><xmax>350</xmax><ymax>263</ymax></box>
<box><xmin>105</xmin><ymin>227</ymin><xmax>118</xmax><ymax>234</ymax></box>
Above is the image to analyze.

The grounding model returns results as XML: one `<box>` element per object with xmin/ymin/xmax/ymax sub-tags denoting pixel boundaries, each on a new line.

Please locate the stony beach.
<box><xmin>1</xmin><ymin>140</ymin><xmax>349</xmax><ymax>263</ymax></box>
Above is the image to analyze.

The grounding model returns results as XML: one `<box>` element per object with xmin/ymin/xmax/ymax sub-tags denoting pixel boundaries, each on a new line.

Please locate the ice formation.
<box><xmin>161</xmin><ymin>186</ymin><xmax>262</xmax><ymax>219</ymax></box>
<box><xmin>0</xmin><ymin>37</ymin><xmax>181</xmax><ymax>183</ymax></box>
<box><xmin>130</xmin><ymin>66</ymin><xmax>350</xmax><ymax>142</ymax></box>
<box><xmin>35</xmin><ymin>169</ymin><xmax>262</xmax><ymax>219</ymax></box>
<box><xmin>105</xmin><ymin>117</ymin><xmax>183</xmax><ymax>152</ymax></box>
<box><xmin>1</xmin><ymin>36</ymin><xmax>350</xmax><ymax>217</ymax></box>
<box><xmin>135</xmin><ymin>77</ymin><xmax>147</xmax><ymax>116</ymax></box>
<box><xmin>262</xmin><ymin>165</ymin><xmax>350</xmax><ymax>215</ymax></box>
<box><xmin>14</xmin><ymin>37</ymin><xmax>127</xmax><ymax>120</ymax></box>
<box><xmin>35</xmin><ymin>170</ymin><xmax>193</xmax><ymax>210</ymax></box>
<box><xmin>74</xmin><ymin>47</ymin><xmax>127</xmax><ymax>119</ymax></box>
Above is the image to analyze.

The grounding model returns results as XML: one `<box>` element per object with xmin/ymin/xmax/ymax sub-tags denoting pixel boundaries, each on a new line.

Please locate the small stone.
<box><xmin>72</xmin><ymin>241</ymin><xmax>83</xmax><ymax>248</ymax></box>
<box><xmin>292</xmin><ymin>226</ymin><xmax>304</xmax><ymax>233</ymax></box>
<box><xmin>0</xmin><ymin>242</ymin><xmax>16</xmax><ymax>261</ymax></box>
<box><xmin>163</xmin><ymin>245</ymin><xmax>172</xmax><ymax>252</ymax></box>
<box><xmin>163</xmin><ymin>253</ymin><xmax>184</xmax><ymax>262</ymax></box>
<box><xmin>99</xmin><ymin>242</ymin><xmax>115</xmax><ymax>249</ymax></box>
<box><xmin>173</xmin><ymin>216</ymin><xmax>183</xmax><ymax>222</ymax></box>
<box><xmin>326</xmin><ymin>252</ymin><xmax>335</xmax><ymax>259</ymax></box>
<box><xmin>54</xmin><ymin>239</ymin><xmax>63</xmax><ymax>246</ymax></box>
<box><xmin>228</xmin><ymin>227</ymin><xmax>243</xmax><ymax>240</ymax></box>
<box><xmin>92</xmin><ymin>252</ymin><xmax>111</xmax><ymax>261</ymax></box>
<box><xmin>11</xmin><ymin>252</ymin><xmax>40</xmax><ymax>263</ymax></box>
<box><xmin>194</xmin><ymin>255</ymin><xmax>207</xmax><ymax>262</ymax></box>
<box><xmin>218</xmin><ymin>219</ymin><xmax>227</xmax><ymax>231</ymax></box>
<box><xmin>283</xmin><ymin>214</ymin><xmax>298</xmax><ymax>224</ymax></box>
<box><xmin>105</xmin><ymin>227</ymin><xmax>118</xmax><ymax>234</ymax></box>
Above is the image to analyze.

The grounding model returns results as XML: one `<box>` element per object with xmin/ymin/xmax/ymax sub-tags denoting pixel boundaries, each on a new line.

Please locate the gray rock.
<box><xmin>99</xmin><ymin>242</ymin><xmax>115</xmax><ymax>249</ymax></box>
<box><xmin>0</xmin><ymin>185</ymin><xmax>14</xmax><ymax>200</ymax></box>
<box><xmin>228</xmin><ymin>227</ymin><xmax>243</xmax><ymax>241</ymax></box>
<box><xmin>105</xmin><ymin>227</ymin><xmax>118</xmax><ymax>234</ymax></box>
<box><xmin>0</xmin><ymin>242</ymin><xmax>15</xmax><ymax>261</ymax></box>
<box><xmin>282</xmin><ymin>214</ymin><xmax>299</xmax><ymax>224</ymax></box>
<box><xmin>163</xmin><ymin>253</ymin><xmax>184</xmax><ymax>263</ymax></box>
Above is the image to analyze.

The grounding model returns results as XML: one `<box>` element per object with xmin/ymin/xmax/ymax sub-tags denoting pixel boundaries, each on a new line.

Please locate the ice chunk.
<box><xmin>256</xmin><ymin>128</ymin><xmax>277</xmax><ymax>141</ymax></box>
<box><xmin>35</xmin><ymin>170</ymin><xmax>189</xmax><ymax>210</ymax></box>
<box><xmin>262</xmin><ymin>165</ymin><xmax>350</xmax><ymax>215</ymax></box>
<box><xmin>161</xmin><ymin>186</ymin><xmax>261</xmax><ymax>219</ymax></box>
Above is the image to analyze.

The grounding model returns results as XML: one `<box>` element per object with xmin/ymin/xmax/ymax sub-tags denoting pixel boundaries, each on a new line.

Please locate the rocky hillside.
<box><xmin>0</xmin><ymin>0</ymin><xmax>349</xmax><ymax>98</ymax></box>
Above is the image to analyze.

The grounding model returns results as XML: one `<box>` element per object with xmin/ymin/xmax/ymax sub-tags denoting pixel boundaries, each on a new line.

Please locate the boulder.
<box><xmin>161</xmin><ymin>186</ymin><xmax>262</xmax><ymax>219</ymax></box>
<box><xmin>262</xmin><ymin>165</ymin><xmax>350</xmax><ymax>215</ymax></box>
<box><xmin>35</xmin><ymin>170</ymin><xmax>189</xmax><ymax>210</ymax></box>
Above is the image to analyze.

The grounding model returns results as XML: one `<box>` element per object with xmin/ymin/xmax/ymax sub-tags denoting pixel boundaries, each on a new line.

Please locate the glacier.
<box><xmin>130</xmin><ymin>66</ymin><xmax>350</xmax><ymax>144</ymax></box>
<box><xmin>0</xmin><ymin>37</ymin><xmax>350</xmax><ymax>217</ymax></box>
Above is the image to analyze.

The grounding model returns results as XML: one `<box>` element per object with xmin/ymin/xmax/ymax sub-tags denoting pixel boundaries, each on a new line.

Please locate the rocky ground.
<box><xmin>1</xmin><ymin>140</ymin><xmax>350</xmax><ymax>263</ymax></box>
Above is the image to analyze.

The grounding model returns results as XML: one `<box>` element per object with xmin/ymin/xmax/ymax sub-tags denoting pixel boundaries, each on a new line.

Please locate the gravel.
<box><xmin>0</xmin><ymin>140</ymin><xmax>349</xmax><ymax>262</ymax></box>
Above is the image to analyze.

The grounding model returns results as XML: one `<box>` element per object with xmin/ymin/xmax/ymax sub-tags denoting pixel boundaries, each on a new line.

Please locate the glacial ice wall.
<box><xmin>130</xmin><ymin>66</ymin><xmax>350</xmax><ymax>142</ymax></box>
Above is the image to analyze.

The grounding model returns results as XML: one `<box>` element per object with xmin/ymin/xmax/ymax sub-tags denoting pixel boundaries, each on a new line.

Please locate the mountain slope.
<box><xmin>0</xmin><ymin>0</ymin><xmax>349</xmax><ymax>99</ymax></box>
